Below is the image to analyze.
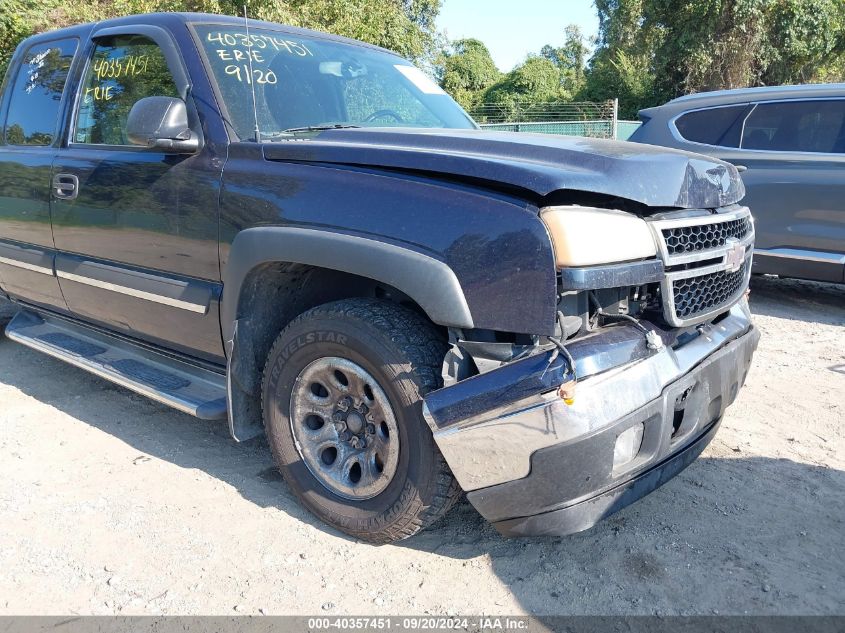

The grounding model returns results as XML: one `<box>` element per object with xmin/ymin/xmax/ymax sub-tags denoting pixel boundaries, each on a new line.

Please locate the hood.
<box><xmin>262</xmin><ymin>128</ymin><xmax>745</xmax><ymax>210</ymax></box>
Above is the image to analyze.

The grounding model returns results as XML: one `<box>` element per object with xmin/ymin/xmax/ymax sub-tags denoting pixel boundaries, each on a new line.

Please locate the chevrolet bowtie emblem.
<box><xmin>724</xmin><ymin>238</ymin><xmax>746</xmax><ymax>272</ymax></box>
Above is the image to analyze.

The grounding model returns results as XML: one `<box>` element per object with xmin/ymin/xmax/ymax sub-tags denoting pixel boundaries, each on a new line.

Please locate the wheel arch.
<box><xmin>221</xmin><ymin>227</ymin><xmax>472</xmax><ymax>441</ymax></box>
<box><xmin>221</xmin><ymin>227</ymin><xmax>474</xmax><ymax>344</ymax></box>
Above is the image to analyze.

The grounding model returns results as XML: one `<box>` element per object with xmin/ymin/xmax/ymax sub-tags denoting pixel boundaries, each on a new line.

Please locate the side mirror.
<box><xmin>126</xmin><ymin>96</ymin><xmax>199</xmax><ymax>153</ymax></box>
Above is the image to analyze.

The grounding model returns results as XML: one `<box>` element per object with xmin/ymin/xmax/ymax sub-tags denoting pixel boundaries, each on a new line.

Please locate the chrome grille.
<box><xmin>662</xmin><ymin>216</ymin><xmax>752</xmax><ymax>256</ymax></box>
<box><xmin>649</xmin><ymin>206</ymin><xmax>754</xmax><ymax>327</ymax></box>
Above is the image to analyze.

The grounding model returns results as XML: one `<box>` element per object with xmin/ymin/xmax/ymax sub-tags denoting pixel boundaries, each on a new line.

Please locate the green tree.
<box><xmin>580</xmin><ymin>48</ymin><xmax>653</xmax><ymax>119</ymax></box>
<box><xmin>764</xmin><ymin>0</ymin><xmax>845</xmax><ymax>84</ymax></box>
<box><xmin>281</xmin><ymin>0</ymin><xmax>442</xmax><ymax>62</ymax></box>
<box><xmin>578</xmin><ymin>0</ymin><xmax>657</xmax><ymax>117</ymax></box>
<box><xmin>583</xmin><ymin>0</ymin><xmax>845</xmax><ymax>117</ymax></box>
<box><xmin>1</xmin><ymin>0</ymin><xmax>37</xmax><ymax>81</ymax></box>
<box><xmin>4</xmin><ymin>123</ymin><xmax>24</xmax><ymax>144</ymax></box>
<box><xmin>484</xmin><ymin>55</ymin><xmax>565</xmax><ymax>105</ymax></box>
<box><xmin>437</xmin><ymin>38</ymin><xmax>501</xmax><ymax>109</ymax></box>
<box><xmin>540</xmin><ymin>24</ymin><xmax>590</xmax><ymax>94</ymax></box>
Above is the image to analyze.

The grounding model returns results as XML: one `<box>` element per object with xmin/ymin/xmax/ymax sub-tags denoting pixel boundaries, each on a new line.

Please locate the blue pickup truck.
<box><xmin>0</xmin><ymin>12</ymin><xmax>758</xmax><ymax>542</ymax></box>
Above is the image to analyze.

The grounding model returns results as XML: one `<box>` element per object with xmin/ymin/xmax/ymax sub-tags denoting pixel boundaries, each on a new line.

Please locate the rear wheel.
<box><xmin>261</xmin><ymin>298</ymin><xmax>461</xmax><ymax>543</ymax></box>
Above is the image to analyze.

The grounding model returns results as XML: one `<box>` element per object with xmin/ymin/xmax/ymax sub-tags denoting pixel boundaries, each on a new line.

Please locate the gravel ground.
<box><xmin>0</xmin><ymin>276</ymin><xmax>843</xmax><ymax>616</ymax></box>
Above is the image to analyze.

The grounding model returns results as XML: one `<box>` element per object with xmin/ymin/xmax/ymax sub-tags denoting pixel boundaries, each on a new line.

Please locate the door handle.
<box><xmin>732</xmin><ymin>165</ymin><xmax>748</xmax><ymax>173</ymax></box>
<box><xmin>52</xmin><ymin>173</ymin><xmax>79</xmax><ymax>200</ymax></box>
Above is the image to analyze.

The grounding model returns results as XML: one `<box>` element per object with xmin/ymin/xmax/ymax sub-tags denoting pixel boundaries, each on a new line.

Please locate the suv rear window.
<box><xmin>674</xmin><ymin>105</ymin><xmax>748</xmax><ymax>147</ymax></box>
<box><xmin>4</xmin><ymin>38</ymin><xmax>78</xmax><ymax>146</ymax></box>
<box><xmin>741</xmin><ymin>100</ymin><xmax>845</xmax><ymax>153</ymax></box>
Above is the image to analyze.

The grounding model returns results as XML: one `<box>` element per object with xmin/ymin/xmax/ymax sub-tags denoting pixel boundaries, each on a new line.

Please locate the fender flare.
<box><xmin>220</xmin><ymin>226</ymin><xmax>475</xmax><ymax>345</ymax></box>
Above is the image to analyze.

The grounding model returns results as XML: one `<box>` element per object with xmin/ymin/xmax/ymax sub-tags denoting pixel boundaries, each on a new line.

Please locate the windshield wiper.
<box><xmin>282</xmin><ymin>124</ymin><xmax>361</xmax><ymax>134</ymax></box>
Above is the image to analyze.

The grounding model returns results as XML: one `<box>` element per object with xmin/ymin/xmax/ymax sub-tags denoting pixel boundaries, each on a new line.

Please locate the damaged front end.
<box><xmin>422</xmin><ymin>203</ymin><xmax>760</xmax><ymax>537</ymax></box>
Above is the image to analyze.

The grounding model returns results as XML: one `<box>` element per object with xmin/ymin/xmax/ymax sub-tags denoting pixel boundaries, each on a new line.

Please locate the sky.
<box><xmin>436</xmin><ymin>0</ymin><xmax>599</xmax><ymax>72</ymax></box>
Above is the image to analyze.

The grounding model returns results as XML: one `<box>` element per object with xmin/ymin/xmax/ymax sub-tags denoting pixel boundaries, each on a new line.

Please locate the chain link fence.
<box><xmin>468</xmin><ymin>99</ymin><xmax>641</xmax><ymax>140</ymax></box>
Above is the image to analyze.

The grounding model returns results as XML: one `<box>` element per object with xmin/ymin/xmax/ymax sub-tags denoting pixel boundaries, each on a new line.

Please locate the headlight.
<box><xmin>540</xmin><ymin>206</ymin><xmax>657</xmax><ymax>267</ymax></box>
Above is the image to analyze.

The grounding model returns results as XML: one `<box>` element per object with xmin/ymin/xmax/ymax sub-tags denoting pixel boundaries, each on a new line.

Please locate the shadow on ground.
<box><xmin>749</xmin><ymin>275</ymin><xmax>845</xmax><ymax>325</ymax></box>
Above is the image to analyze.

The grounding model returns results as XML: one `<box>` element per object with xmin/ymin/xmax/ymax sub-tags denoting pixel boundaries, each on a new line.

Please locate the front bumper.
<box><xmin>422</xmin><ymin>302</ymin><xmax>759</xmax><ymax>537</ymax></box>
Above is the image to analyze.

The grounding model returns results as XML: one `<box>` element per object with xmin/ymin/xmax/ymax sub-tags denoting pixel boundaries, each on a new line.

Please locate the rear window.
<box><xmin>4</xmin><ymin>38</ymin><xmax>78</xmax><ymax>146</ymax></box>
<box><xmin>674</xmin><ymin>105</ymin><xmax>748</xmax><ymax>147</ymax></box>
<box><xmin>741</xmin><ymin>100</ymin><xmax>845</xmax><ymax>153</ymax></box>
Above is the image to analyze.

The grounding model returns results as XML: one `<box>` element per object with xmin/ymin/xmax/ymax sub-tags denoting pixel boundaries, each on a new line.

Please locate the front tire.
<box><xmin>261</xmin><ymin>298</ymin><xmax>461</xmax><ymax>543</ymax></box>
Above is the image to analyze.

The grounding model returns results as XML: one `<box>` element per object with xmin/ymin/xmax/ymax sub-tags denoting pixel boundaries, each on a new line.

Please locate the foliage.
<box><xmin>1</xmin><ymin>0</ymin><xmax>35</xmax><ymax>81</ymax></box>
<box><xmin>462</xmin><ymin>25</ymin><xmax>590</xmax><ymax>117</ymax></box>
<box><xmin>436</xmin><ymin>38</ymin><xmax>500</xmax><ymax>109</ymax></box>
<box><xmin>483</xmin><ymin>55</ymin><xmax>568</xmax><ymax>115</ymax></box>
<box><xmin>583</xmin><ymin>0</ymin><xmax>845</xmax><ymax>117</ymax></box>
<box><xmin>576</xmin><ymin>0</ymin><xmax>659</xmax><ymax>117</ymax></box>
<box><xmin>540</xmin><ymin>24</ymin><xmax>590</xmax><ymax>95</ymax></box>
<box><xmin>579</xmin><ymin>48</ymin><xmax>653</xmax><ymax>119</ymax></box>
<box><xmin>280</xmin><ymin>0</ymin><xmax>442</xmax><ymax>62</ymax></box>
<box><xmin>763</xmin><ymin>0</ymin><xmax>845</xmax><ymax>84</ymax></box>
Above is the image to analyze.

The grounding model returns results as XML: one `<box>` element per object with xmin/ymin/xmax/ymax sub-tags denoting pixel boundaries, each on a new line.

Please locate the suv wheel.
<box><xmin>262</xmin><ymin>298</ymin><xmax>461</xmax><ymax>543</ymax></box>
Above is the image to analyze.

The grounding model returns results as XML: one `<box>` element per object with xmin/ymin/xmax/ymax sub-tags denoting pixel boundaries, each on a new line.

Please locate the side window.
<box><xmin>742</xmin><ymin>100</ymin><xmax>845</xmax><ymax>153</ymax></box>
<box><xmin>674</xmin><ymin>105</ymin><xmax>748</xmax><ymax>147</ymax></box>
<box><xmin>74</xmin><ymin>35</ymin><xmax>179</xmax><ymax>145</ymax></box>
<box><xmin>4</xmin><ymin>38</ymin><xmax>78</xmax><ymax>146</ymax></box>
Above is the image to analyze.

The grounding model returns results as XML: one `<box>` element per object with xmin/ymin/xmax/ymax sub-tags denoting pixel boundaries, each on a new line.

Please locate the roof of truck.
<box><xmin>18</xmin><ymin>11</ymin><xmax>396</xmax><ymax>56</ymax></box>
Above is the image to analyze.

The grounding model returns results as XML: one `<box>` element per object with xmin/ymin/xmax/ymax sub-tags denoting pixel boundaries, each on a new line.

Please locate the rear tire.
<box><xmin>261</xmin><ymin>298</ymin><xmax>461</xmax><ymax>543</ymax></box>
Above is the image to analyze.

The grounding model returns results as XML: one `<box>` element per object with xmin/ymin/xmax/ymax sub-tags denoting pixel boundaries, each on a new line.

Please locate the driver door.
<box><xmin>50</xmin><ymin>26</ymin><xmax>224</xmax><ymax>363</ymax></box>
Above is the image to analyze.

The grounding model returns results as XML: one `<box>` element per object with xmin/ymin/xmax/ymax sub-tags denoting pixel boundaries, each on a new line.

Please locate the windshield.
<box><xmin>194</xmin><ymin>24</ymin><xmax>476</xmax><ymax>140</ymax></box>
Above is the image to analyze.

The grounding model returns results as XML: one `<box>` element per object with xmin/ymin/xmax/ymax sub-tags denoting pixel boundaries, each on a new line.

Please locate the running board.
<box><xmin>4</xmin><ymin>311</ymin><xmax>227</xmax><ymax>420</ymax></box>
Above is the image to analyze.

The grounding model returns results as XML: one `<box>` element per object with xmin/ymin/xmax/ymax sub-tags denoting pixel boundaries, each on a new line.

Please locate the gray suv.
<box><xmin>630</xmin><ymin>84</ymin><xmax>845</xmax><ymax>284</ymax></box>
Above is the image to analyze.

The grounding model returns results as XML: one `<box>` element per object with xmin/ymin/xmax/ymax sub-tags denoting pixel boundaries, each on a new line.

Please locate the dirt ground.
<box><xmin>0</xmin><ymin>275</ymin><xmax>843</xmax><ymax>616</ymax></box>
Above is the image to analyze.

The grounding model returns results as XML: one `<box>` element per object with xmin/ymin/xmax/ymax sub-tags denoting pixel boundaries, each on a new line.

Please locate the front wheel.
<box><xmin>261</xmin><ymin>298</ymin><xmax>461</xmax><ymax>543</ymax></box>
